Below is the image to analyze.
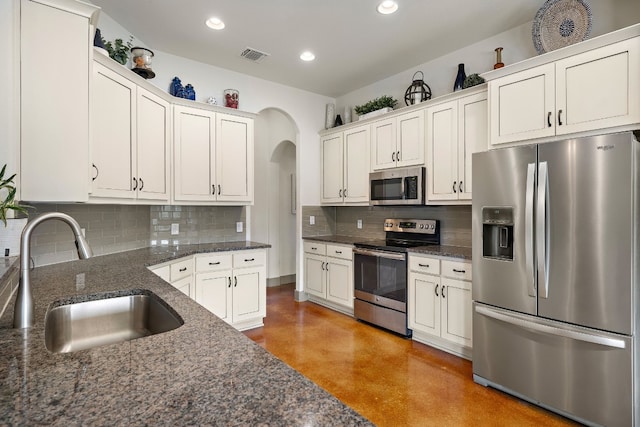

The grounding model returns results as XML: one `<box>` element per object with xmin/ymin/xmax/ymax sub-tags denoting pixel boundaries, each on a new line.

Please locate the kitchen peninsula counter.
<box><xmin>0</xmin><ymin>242</ymin><xmax>372</xmax><ymax>425</ymax></box>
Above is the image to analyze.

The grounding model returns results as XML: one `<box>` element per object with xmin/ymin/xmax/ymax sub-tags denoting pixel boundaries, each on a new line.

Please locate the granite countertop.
<box><xmin>0</xmin><ymin>242</ymin><xmax>372</xmax><ymax>426</ymax></box>
<box><xmin>303</xmin><ymin>235</ymin><xmax>472</xmax><ymax>260</ymax></box>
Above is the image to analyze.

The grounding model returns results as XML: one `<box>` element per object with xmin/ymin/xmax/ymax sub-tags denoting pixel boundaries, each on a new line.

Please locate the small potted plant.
<box><xmin>0</xmin><ymin>164</ymin><xmax>31</xmax><ymax>226</ymax></box>
<box><xmin>355</xmin><ymin>95</ymin><xmax>398</xmax><ymax>120</ymax></box>
<box><xmin>101</xmin><ymin>34</ymin><xmax>134</xmax><ymax>65</ymax></box>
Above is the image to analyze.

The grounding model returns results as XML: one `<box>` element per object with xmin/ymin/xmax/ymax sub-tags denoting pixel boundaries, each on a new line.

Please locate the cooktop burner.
<box><xmin>353</xmin><ymin>218</ymin><xmax>440</xmax><ymax>252</ymax></box>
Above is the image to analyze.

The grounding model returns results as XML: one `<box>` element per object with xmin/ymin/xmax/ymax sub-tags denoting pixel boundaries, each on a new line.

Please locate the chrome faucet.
<box><xmin>13</xmin><ymin>212</ymin><xmax>93</xmax><ymax>329</ymax></box>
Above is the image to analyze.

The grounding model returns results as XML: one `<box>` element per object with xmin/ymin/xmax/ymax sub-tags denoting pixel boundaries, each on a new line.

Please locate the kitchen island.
<box><xmin>0</xmin><ymin>242</ymin><xmax>372</xmax><ymax>425</ymax></box>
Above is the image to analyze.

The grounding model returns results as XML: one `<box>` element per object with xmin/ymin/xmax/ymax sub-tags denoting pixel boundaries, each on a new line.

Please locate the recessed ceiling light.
<box><xmin>205</xmin><ymin>17</ymin><xmax>225</xmax><ymax>30</ymax></box>
<box><xmin>377</xmin><ymin>0</ymin><xmax>398</xmax><ymax>14</ymax></box>
<box><xmin>300</xmin><ymin>51</ymin><xmax>315</xmax><ymax>61</ymax></box>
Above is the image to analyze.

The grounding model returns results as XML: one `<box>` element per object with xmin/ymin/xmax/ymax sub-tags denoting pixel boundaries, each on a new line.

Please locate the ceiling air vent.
<box><xmin>240</xmin><ymin>47</ymin><xmax>270</xmax><ymax>63</ymax></box>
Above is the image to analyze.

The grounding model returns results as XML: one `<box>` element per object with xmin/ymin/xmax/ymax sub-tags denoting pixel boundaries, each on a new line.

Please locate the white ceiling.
<box><xmin>91</xmin><ymin>0</ymin><xmax>542</xmax><ymax>98</ymax></box>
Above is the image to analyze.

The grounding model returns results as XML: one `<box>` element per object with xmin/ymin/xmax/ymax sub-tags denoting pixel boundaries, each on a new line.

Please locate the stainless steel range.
<box><xmin>353</xmin><ymin>219</ymin><xmax>440</xmax><ymax>336</ymax></box>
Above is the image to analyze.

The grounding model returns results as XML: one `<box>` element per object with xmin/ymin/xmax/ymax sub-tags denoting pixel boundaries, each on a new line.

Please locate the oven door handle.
<box><xmin>353</xmin><ymin>248</ymin><xmax>406</xmax><ymax>261</ymax></box>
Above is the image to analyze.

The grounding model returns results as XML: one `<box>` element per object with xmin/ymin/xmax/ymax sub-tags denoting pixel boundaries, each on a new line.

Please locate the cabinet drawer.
<box><xmin>304</xmin><ymin>241</ymin><xmax>326</xmax><ymax>255</ymax></box>
<box><xmin>170</xmin><ymin>257</ymin><xmax>193</xmax><ymax>281</ymax></box>
<box><xmin>441</xmin><ymin>260</ymin><xmax>472</xmax><ymax>281</ymax></box>
<box><xmin>326</xmin><ymin>244</ymin><xmax>352</xmax><ymax>260</ymax></box>
<box><xmin>233</xmin><ymin>250</ymin><xmax>266</xmax><ymax>268</ymax></box>
<box><xmin>196</xmin><ymin>253</ymin><xmax>232</xmax><ymax>272</ymax></box>
<box><xmin>409</xmin><ymin>255</ymin><xmax>440</xmax><ymax>275</ymax></box>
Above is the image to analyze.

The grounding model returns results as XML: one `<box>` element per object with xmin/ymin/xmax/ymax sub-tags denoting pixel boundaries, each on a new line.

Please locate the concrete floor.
<box><xmin>243</xmin><ymin>284</ymin><xmax>578</xmax><ymax>426</ymax></box>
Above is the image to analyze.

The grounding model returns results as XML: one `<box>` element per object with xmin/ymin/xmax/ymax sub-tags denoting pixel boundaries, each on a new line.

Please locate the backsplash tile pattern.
<box><xmin>150</xmin><ymin>206</ymin><xmax>246</xmax><ymax>245</ymax></box>
<box><xmin>301</xmin><ymin>206</ymin><xmax>336</xmax><ymax>237</ymax></box>
<box><xmin>24</xmin><ymin>203</ymin><xmax>150</xmax><ymax>267</ymax></box>
<box><xmin>303</xmin><ymin>205</ymin><xmax>472</xmax><ymax>247</ymax></box>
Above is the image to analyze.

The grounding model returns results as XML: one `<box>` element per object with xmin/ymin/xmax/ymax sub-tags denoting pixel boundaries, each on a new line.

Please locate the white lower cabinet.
<box><xmin>149</xmin><ymin>249</ymin><xmax>266</xmax><ymax>331</ymax></box>
<box><xmin>408</xmin><ymin>254</ymin><xmax>472</xmax><ymax>359</ymax></box>
<box><xmin>303</xmin><ymin>241</ymin><xmax>354</xmax><ymax>315</ymax></box>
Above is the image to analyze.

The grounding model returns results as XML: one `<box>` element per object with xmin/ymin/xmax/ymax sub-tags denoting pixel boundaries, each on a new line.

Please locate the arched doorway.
<box><xmin>251</xmin><ymin>108</ymin><xmax>298</xmax><ymax>288</ymax></box>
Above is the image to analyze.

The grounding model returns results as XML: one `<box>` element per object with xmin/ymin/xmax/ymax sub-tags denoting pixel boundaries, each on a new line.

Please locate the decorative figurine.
<box><xmin>494</xmin><ymin>47</ymin><xmax>505</xmax><ymax>69</ymax></box>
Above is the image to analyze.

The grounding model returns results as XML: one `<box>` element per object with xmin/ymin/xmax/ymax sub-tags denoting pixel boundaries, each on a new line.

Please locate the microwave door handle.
<box><xmin>525</xmin><ymin>163</ymin><xmax>536</xmax><ymax>297</ymax></box>
<box><xmin>401</xmin><ymin>177</ymin><xmax>406</xmax><ymax>199</ymax></box>
<box><xmin>537</xmin><ymin>161</ymin><xmax>549</xmax><ymax>299</ymax></box>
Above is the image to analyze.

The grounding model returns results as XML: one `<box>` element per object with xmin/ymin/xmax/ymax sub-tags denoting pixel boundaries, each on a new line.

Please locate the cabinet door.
<box><xmin>489</xmin><ymin>63</ymin><xmax>555</xmax><ymax>146</ymax></box>
<box><xmin>371</xmin><ymin>118</ymin><xmax>397</xmax><ymax>170</ymax></box>
<box><xmin>136</xmin><ymin>87</ymin><xmax>170</xmax><ymax>201</ymax></box>
<box><xmin>20</xmin><ymin>0</ymin><xmax>93</xmax><ymax>202</ymax></box>
<box><xmin>555</xmin><ymin>37</ymin><xmax>640</xmax><ymax>136</ymax></box>
<box><xmin>326</xmin><ymin>258</ymin><xmax>353</xmax><ymax>308</ymax></box>
<box><xmin>408</xmin><ymin>272</ymin><xmax>440</xmax><ymax>338</ymax></box>
<box><xmin>396</xmin><ymin>110</ymin><xmax>425</xmax><ymax>168</ymax></box>
<box><xmin>232</xmin><ymin>266</ymin><xmax>265</xmax><ymax>323</ymax></box>
<box><xmin>90</xmin><ymin>63</ymin><xmax>136</xmax><ymax>198</ymax></box>
<box><xmin>195</xmin><ymin>271</ymin><xmax>232</xmax><ymax>322</ymax></box>
<box><xmin>427</xmin><ymin>100</ymin><xmax>458</xmax><ymax>201</ymax></box>
<box><xmin>305</xmin><ymin>254</ymin><xmax>326</xmax><ymax>298</ymax></box>
<box><xmin>321</xmin><ymin>133</ymin><xmax>344</xmax><ymax>203</ymax></box>
<box><xmin>343</xmin><ymin>126</ymin><xmax>370</xmax><ymax>203</ymax></box>
<box><xmin>440</xmin><ymin>277</ymin><xmax>472</xmax><ymax>347</ymax></box>
<box><xmin>174</xmin><ymin>106</ymin><xmax>215</xmax><ymax>201</ymax></box>
<box><xmin>458</xmin><ymin>93</ymin><xmax>488</xmax><ymax>200</ymax></box>
<box><xmin>172</xmin><ymin>275</ymin><xmax>194</xmax><ymax>299</ymax></box>
<box><xmin>216</xmin><ymin>113</ymin><xmax>254</xmax><ymax>202</ymax></box>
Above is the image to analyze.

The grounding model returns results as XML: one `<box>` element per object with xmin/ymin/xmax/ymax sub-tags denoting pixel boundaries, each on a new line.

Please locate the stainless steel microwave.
<box><xmin>369</xmin><ymin>167</ymin><xmax>425</xmax><ymax>205</ymax></box>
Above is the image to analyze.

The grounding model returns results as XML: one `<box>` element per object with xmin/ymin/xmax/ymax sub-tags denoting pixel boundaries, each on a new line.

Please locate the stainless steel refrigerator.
<box><xmin>472</xmin><ymin>131</ymin><xmax>640</xmax><ymax>427</ymax></box>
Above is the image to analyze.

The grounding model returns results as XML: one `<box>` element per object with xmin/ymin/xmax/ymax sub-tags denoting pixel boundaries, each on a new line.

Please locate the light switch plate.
<box><xmin>310</xmin><ymin>216</ymin><xmax>315</xmax><ymax>225</ymax></box>
<box><xmin>171</xmin><ymin>223</ymin><xmax>179</xmax><ymax>235</ymax></box>
<box><xmin>236</xmin><ymin>222</ymin><xmax>243</xmax><ymax>232</ymax></box>
<box><xmin>357</xmin><ymin>219</ymin><xmax>363</xmax><ymax>229</ymax></box>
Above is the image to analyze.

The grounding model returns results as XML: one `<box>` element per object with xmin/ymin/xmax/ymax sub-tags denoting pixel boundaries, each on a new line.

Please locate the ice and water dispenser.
<box><xmin>482</xmin><ymin>207</ymin><xmax>514</xmax><ymax>261</ymax></box>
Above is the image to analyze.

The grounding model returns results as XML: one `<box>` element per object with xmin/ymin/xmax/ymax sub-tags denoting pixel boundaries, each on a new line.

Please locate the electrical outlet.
<box><xmin>310</xmin><ymin>215</ymin><xmax>315</xmax><ymax>225</ymax></box>
<box><xmin>357</xmin><ymin>219</ymin><xmax>363</xmax><ymax>229</ymax></box>
<box><xmin>236</xmin><ymin>222</ymin><xmax>243</xmax><ymax>232</ymax></box>
<box><xmin>171</xmin><ymin>223</ymin><xmax>179</xmax><ymax>235</ymax></box>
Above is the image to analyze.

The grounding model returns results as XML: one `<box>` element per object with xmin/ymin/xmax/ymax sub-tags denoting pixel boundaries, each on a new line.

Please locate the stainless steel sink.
<box><xmin>44</xmin><ymin>290</ymin><xmax>184</xmax><ymax>353</ymax></box>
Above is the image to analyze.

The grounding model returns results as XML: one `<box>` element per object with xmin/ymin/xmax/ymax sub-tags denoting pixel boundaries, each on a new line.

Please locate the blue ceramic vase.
<box><xmin>453</xmin><ymin>64</ymin><xmax>466</xmax><ymax>92</ymax></box>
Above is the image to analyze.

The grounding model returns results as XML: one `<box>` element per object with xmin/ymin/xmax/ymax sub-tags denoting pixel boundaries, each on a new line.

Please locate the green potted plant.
<box><xmin>0</xmin><ymin>164</ymin><xmax>31</xmax><ymax>226</ymax></box>
<box><xmin>354</xmin><ymin>95</ymin><xmax>398</xmax><ymax>120</ymax></box>
<box><xmin>101</xmin><ymin>35</ymin><xmax>134</xmax><ymax>65</ymax></box>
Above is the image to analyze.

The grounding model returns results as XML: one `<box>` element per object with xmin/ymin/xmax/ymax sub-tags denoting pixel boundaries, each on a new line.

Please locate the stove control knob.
<box><xmin>420</xmin><ymin>224</ymin><xmax>424</xmax><ymax>229</ymax></box>
<box><xmin>430</xmin><ymin>224</ymin><xmax>435</xmax><ymax>229</ymax></box>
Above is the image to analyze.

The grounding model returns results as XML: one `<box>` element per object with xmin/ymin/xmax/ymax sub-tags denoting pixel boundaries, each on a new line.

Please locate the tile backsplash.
<box><xmin>9</xmin><ymin>204</ymin><xmax>246</xmax><ymax>267</ymax></box>
<box><xmin>302</xmin><ymin>205</ymin><xmax>472</xmax><ymax>247</ymax></box>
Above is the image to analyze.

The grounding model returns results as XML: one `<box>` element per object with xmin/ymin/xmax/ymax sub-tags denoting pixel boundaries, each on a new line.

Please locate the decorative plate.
<box><xmin>532</xmin><ymin>0</ymin><xmax>593</xmax><ymax>54</ymax></box>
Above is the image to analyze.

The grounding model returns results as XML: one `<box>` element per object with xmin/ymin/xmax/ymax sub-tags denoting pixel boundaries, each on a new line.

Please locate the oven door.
<box><xmin>353</xmin><ymin>248</ymin><xmax>407</xmax><ymax>312</ymax></box>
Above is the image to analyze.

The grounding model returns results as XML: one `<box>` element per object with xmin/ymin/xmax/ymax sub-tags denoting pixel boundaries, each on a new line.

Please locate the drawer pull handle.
<box><xmin>244</xmin><ymin>258</ymin><xmax>255</xmax><ymax>262</ymax></box>
<box><xmin>419</xmin><ymin>263</ymin><xmax>430</xmax><ymax>268</ymax></box>
<box><xmin>209</xmin><ymin>262</ymin><xmax>221</xmax><ymax>265</ymax></box>
<box><xmin>453</xmin><ymin>268</ymin><xmax>466</xmax><ymax>274</ymax></box>
<box><xmin>335</xmin><ymin>251</ymin><xmax>342</xmax><ymax>254</ymax></box>
<box><xmin>311</xmin><ymin>247</ymin><xmax>317</xmax><ymax>250</ymax></box>
<box><xmin>179</xmin><ymin>267</ymin><xmax>187</xmax><ymax>272</ymax></box>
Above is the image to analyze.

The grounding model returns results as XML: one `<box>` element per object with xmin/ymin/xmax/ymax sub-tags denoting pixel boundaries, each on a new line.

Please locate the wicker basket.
<box><xmin>532</xmin><ymin>0</ymin><xmax>593</xmax><ymax>55</ymax></box>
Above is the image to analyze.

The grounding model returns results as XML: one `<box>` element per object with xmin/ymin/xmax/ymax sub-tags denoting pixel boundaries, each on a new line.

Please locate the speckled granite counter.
<box><xmin>303</xmin><ymin>235</ymin><xmax>472</xmax><ymax>260</ymax></box>
<box><xmin>0</xmin><ymin>242</ymin><xmax>372</xmax><ymax>426</ymax></box>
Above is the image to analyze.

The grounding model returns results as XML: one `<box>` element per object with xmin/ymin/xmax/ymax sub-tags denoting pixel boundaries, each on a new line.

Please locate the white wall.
<box><xmin>0</xmin><ymin>0</ymin><xmax>20</xmax><ymax>198</ymax></box>
<box><xmin>336</xmin><ymin>0</ymin><xmax>640</xmax><ymax>114</ymax></box>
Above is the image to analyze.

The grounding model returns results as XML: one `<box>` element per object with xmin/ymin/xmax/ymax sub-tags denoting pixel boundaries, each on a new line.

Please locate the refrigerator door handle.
<box><xmin>525</xmin><ymin>163</ymin><xmax>536</xmax><ymax>297</ymax></box>
<box><xmin>537</xmin><ymin>161</ymin><xmax>549</xmax><ymax>299</ymax></box>
<box><xmin>475</xmin><ymin>305</ymin><xmax>626</xmax><ymax>349</ymax></box>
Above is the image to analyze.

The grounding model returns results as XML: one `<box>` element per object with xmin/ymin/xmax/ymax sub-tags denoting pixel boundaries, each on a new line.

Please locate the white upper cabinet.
<box><xmin>90</xmin><ymin>63</ymin><xmax>170</xmax><ymax>202</ymax></box>
<box><xmin>371</xmin><ymin>110</ymin><xmax>424</xmax><ymax>170</ymax></box>
<box><xmin>321</xmin><ymin>125</ymin><xmax>370</xmax><ymax>205</ymax></box>
<box><xmin>20</xmin><ymin>0</ymin><xmax>99</xmax><ymax>202</ymax></box>
<box><xmin>173</xmin><ymin>106</ymin><xmax>254</xmax><ymax>204</ymax></box>
<box><xmin>427</xmin><ymin>90</ymin><xmax>487</xmax><ymax>203</ymax></box>
<box><xmin>489</xmin><ymin>36</ymin><xmax>640</xmax><ymax>146</ymax></box>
